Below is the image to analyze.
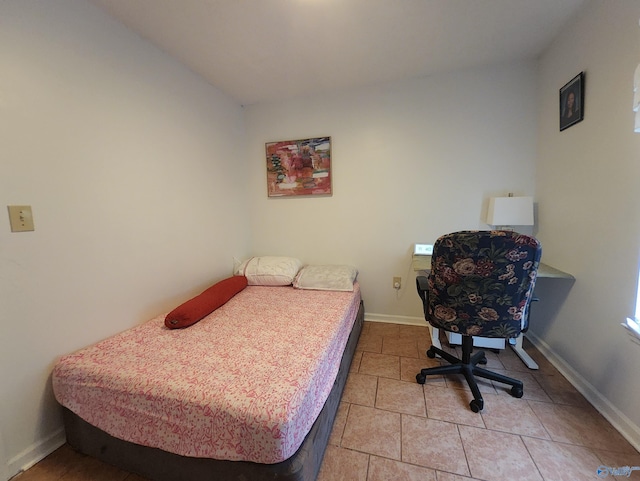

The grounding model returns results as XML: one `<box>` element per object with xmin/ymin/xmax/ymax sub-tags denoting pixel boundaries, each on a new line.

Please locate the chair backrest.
<box><xmin>427</xmin><ymin>230</ymin><xmax>542</xmax><ymax>338</ymax></box>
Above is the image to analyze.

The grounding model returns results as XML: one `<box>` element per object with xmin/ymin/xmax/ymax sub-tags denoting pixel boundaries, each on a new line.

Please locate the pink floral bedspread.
<box><xmin>53</xmin><ymin>283</ymin><xmax>361</xmax><ymax>464</ymax></box>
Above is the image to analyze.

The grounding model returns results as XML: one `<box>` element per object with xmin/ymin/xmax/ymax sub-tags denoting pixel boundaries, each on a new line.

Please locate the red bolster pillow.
<box><xmin>165</xmin><ymin>275</ymin><xmax>248</xmax><ymax>329</ymax></box>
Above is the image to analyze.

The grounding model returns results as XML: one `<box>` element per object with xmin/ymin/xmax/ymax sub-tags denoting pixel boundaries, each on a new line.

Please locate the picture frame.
<box><xmin>265</xmin><ymin>137</ymin><xmax>332</xmax><ymax>197</ymax></box>
<box><xmin>559</xmin><ymin>72</ymin><xmax>585</xmax><ymax>131</ymax></box>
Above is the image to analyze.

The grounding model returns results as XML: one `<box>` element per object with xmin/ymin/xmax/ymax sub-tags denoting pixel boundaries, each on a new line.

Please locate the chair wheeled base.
<box><xmin>416</xmin><ymin>335</ymin><xmax>524</xmax><ymax>412</ymax></box>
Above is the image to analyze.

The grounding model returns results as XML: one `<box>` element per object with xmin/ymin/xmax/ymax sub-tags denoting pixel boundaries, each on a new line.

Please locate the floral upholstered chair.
<box><xmin>416</xmin><ymin>230</ymin><xmax>542</xmax><ymax>412</ymax></box>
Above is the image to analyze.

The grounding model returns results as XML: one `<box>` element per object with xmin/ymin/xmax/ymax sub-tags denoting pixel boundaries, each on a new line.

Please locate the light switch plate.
<box><xmin>8</xmin><ymin>205</ymin><xmax>34</xmax><ymax>232</ymax></box>
<box><xmin>414</xmin><ymin>243</ymin><xmax>433</xmax><ymax>255</ymax></box>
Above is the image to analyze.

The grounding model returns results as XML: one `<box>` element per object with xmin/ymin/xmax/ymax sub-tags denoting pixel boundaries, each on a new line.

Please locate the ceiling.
<box><xmin>88</xmin><ymin>0</ymin><xmax>586</xmax><ymax>106</ymax></box>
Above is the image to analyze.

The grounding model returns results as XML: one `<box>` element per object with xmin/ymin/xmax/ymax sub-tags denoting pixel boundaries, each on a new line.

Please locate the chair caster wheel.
<box><xmin>469</xmin><ymin>399</ymin><xmax>484</xmax><ymax>413</ymax></box>
<box><xmin>426</xmin><ymin>348</ymin><xmax>436</xmax><ymax>359</ymax></box>
<box><xmin>416</xmin><ymin>373</ymin><xmax>426</xmax><ymax>385</ymax></box>
<box><xmin>478</xmin><ymin>355</ymin><xmax>487</xmax><ymax>365</ymax></box>
<box><xmin>510</xmin><ymin>386</ymin><xmax>524</xmax><ymax>398</ymax></box>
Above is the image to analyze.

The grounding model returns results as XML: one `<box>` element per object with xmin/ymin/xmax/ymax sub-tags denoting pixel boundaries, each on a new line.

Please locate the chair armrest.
<box><xmin>521</xmin><ymin>297</ymin><xmax>539</xmax><ymax>333</ymax></box>
<box><xmin>416</xmin><ymin>276</ymin><xmax>429</xmax><ymax>305</ymax></box>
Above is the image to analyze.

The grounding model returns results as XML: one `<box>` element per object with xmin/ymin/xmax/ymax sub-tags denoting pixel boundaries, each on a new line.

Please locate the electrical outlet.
<box><xmin>414</xmin><ymin>243</ymin><xmax>433</xmax><ymax>255</ymax></box>
<box><xmin>393</xmin><ymin>277</ymin><xmax>401</xmax><ymax>290</ymax></box>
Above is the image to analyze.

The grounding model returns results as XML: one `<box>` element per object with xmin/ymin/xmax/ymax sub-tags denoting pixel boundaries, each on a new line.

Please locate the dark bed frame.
<box><xmin>62</xmin><ymin>300</ymin><xmax>364</xmax><ymax>481</ymax></box>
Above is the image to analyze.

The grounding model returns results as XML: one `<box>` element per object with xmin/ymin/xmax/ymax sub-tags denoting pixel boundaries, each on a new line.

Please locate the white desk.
<box><xmin>413</xmin><ymin>255</ymin><xmax>574</xmax><ymax>369</ymax></box>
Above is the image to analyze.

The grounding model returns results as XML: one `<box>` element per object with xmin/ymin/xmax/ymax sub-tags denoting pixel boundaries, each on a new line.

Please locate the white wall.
<box><xmin>0</xmin><ymin>1</ymin><xmax>249</xmax><ymax>477</ymax></box>
<box><xmin>0</xmin><ymin>434</ymin><xmax>6</xmax><ymax>481</ymax></box>
<box><xmin>4</xmin><ymin>0</ymin><xmax>640</xmax><ymax>477</ymax></box>
<box><xmin>534</xmin><ymin>0</ymin><xmax>640</xmax><ymax>447</ymax></box>
<box><xmin>244</xmin><ymin>62</ymin><xmax>538</xmax><ymax>320</ymax></box>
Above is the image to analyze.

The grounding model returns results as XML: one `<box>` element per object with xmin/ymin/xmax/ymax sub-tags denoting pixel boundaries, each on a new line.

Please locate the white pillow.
<box><xmin>293</xmin><ymin>265</ymin><xmax>358</xmax><ymax>291</ymax></box>
<box><xmin>234</xmin><ymin>256</ymin><xmax>303</xmax><ymax>286</ymax></box>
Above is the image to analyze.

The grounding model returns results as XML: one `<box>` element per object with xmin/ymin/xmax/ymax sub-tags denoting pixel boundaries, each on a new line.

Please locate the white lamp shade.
<box><xmin>486</xmin><ymin>196</ymin><xmax>534</xmax><ymax>226</ymax></box>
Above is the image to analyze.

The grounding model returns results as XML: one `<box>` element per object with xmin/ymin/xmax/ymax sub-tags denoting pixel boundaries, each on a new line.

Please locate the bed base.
<box><xmin>62</xmin><ymin>300</ymin><xmax>364</xmax><ymax>481</ymax></box>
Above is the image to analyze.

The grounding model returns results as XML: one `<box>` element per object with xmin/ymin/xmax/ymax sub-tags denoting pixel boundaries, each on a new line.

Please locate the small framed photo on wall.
<box><xmin>559</xmin><ymin>72</ymin><xmax>585</xmax><ymax>131</ymax></box>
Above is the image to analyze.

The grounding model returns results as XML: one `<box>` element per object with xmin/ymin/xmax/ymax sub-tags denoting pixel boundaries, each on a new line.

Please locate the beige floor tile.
<box><xmin>458</xmin><ymin>425</ymin><xmax>542</xmax><ymax>481</ymax></box>
<box><xmin>24</xmin><ymin>447</ymin><xmax>129</xmax><ymax>481</ymax></box>
<box><xmin>435</xmin><ymin>472</ymin><xmax>485</xmax><ymax>481</ymax></box>
<box><xmin>479</xmin><ymin>393</ymin><xmax>550</xmax><ymax>438</ymax></box>
<box><xmin>368</xmin><ymin>322</ymin><xmax>401</xmax><ymax>338</ymax></box>
<box><xmin>398</xmin><ymin>324</ymin><xmax>431</xmax><ymax>341</ymax></box>
<box><xmin>12</xmin><ymin>469</ymin><xmax>50</xmax><ymax>481</ymax></box>
<box><xmin>497</xmin><ymin>349</ymin><xmax>541</xmax><ymax>374</ymax></box>
<box><xmin>423</xmin><ymin>385</ymin><xmax>485</xmax><ymax>428</ymax></box>
<box><xmin>523</xmin><ymin>437</ymin><xmax>604</xmax><ymax>481</ymax></box>
<box><xmin>317</xmin><ymin>445</ymin><xmax>369</xmax><ymax>481</ymax></box>
<box><xmin>533</xmin><ymin>373</ymin><xmax>592</xmax><ymax>407</ymax></box>
<box><xmin>342</xmin><ymin>404</ymin><xmax>401</xmax><ymax>459</ymax></box>
<box><xmin>375</xmin><ymin>377</ymin><xmax>426</xmax><ymax>416</ymax></box>
<box><xmin>350</xmin><ymin>350</ymin><xmax>363</xmax><ymax>372</ymax></box>
<box><xmin>417</xmin><ymin>338</ymin><xmax>433</xmax><ymax>359</ymax></box>
<box><xmin>342</xmin><ymin>372</ymin><xmax>378</xmax><ymax>406</ymax></box>
<box><xmin>58</xmin><ymin>455</ymin><xmax>128</xmax><ymax>481</ymax></box>
<box><xmin>528</xmin><ymin>401</ymin><xmax>637</xmax><ymax>454</ymax></box>
<box><xmin>438</xmin><ymin>342</ymin><xmax>461</xmax><ymax>359</ymax></box>
<box><xmin>359</xmin><ymin>352</ymin><xmax>400</xmax><ymax>379</ymax></box>
<box><xmin>401</xmin><ymin>356</ymin><xmax>443</xmax><ymax>383</ymax></box>
<box><xmin>527</xmin><ymin>355</ymin><xmax>561</xmax><ymax>377</ymax></box>
<box><xmin>15</xmin><ymin>446</ymin><xmax>147</xmax><ymax>481</ymax></box>
<box><xmin>329</xmin><ymin>402</ymin><xmax>350</xmax><ymax>446</ymax></box>
<box><xmin>382</xmin><ymin>337</ymin><xmax>420</xmax><ymax>358</ymax></box>
<box><xmin>14</xmin><ymin>445</ymin><xmax>78</xmax><ymax>481</ymax></box>
<box><xmin>476</xmin><ymin>350</ymin><xmax>505</xmax><ymax>370</ymax></box>
<box><xmin>491</xmin><ymin>369</ymin><xmax>552</xmax><ymax>402</ymax></box>
<box><xmin>401</xmin><ymin>415</ymin><xmax>470</xmax><ymax>476</ymax></box>
<box><xmin>443</xmin><ymin>373</ymin><xmax>497</xmax><ymax>394</ymax></box>
<box><xmin>368</xmin><ymin>455</ymin><xmax>436</xmax><ymax>481</ymax></box>
<box><xmin>356</xmin><ymin>331</ymin><xmax>383</xmax><ymax>353</ymax></box>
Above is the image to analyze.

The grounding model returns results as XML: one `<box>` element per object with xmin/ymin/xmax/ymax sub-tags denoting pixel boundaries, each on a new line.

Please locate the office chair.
<box><xmin>416</xmin><ymin>230</ymin><xmax>541</xmax><ymax>412</ymax></box>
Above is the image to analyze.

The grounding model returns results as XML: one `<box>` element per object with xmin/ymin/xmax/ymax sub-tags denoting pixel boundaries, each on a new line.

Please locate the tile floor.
<box><xmin>13</xmin><ymin>321</ymin><xmax>640</xmax><ymax>481</ymax></box>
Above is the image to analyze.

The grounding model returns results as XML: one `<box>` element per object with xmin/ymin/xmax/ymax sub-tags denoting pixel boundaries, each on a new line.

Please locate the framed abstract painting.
<box><xmin>265</xmin><ymin>137</ymin><xmax>332</xmax><ymax>197</ymax></box>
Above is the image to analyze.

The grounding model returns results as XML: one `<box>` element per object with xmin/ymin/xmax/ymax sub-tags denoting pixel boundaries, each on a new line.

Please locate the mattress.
<box><xmin>52</xmin><ymin>283</ymin><xmax>361</xmax><ymax>465</ymax></box>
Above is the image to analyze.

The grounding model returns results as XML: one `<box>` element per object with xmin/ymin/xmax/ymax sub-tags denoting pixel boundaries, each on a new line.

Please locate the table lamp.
<box><xmin>485</xmin><ymin>194</ymin><xmax>534</xmax><ymax>230</ymax></box>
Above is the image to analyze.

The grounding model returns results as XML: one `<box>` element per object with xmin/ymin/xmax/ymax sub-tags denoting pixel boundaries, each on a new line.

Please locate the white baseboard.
<box><xmin>527</xmin><ymin>331</ymin><xmax>640</xmax><ymax>452</ymax></box>
<box><xmin>364</xmin><ymin>312</ymin><xmax>425</xmax><ymax>326</ymax></box>
<box><xmin>6</xmin><ymin>428</ymin><xmax>65</xmax><ymax>480</ymax></box>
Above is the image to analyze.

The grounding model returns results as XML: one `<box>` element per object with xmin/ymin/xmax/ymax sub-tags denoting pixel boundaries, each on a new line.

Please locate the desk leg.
<box><xmin>430</xmin><ymin>326</ymin><xmax>442</xmax><ymax>351</ymax></box>
<box><xmin>509</xmin><ymin>335</ymin><xmax>539</xmax><ymax>370</ymax></box>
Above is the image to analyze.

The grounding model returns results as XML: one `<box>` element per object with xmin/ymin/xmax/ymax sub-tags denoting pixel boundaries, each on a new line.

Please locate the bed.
<box><xmin>53</xmin><ymin>259</ymin><xmax>363</xmax><ymax>481</ymax></box>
